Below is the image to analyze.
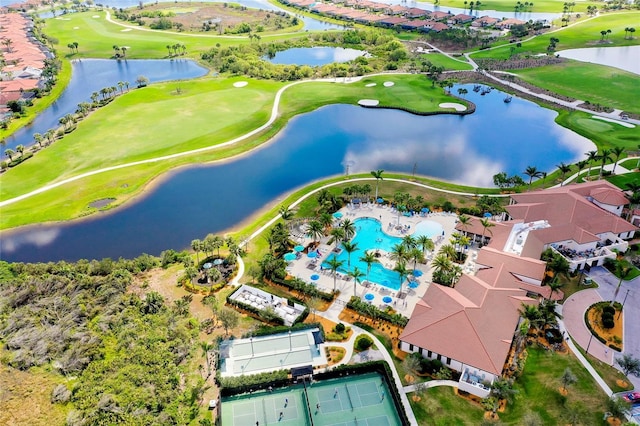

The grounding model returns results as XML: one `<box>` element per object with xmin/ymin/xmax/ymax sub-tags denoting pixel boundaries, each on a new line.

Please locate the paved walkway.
<box><xmin>403</xmin><ymin>380</ymin><xmax>459</xmax><ymax>394</ymax></box>
<box><xmin>561</xmin><ymin>289</ymin><xmax>613</xmax><ymax>364</ymax></box>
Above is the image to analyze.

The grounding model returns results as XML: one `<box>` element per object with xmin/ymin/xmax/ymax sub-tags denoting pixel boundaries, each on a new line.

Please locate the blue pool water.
<box><xmin>413</xmin><ymin>220</ymin><xmax>444</xmax><ymax>239</ymax></box>
<box><xmin>323</xmin><ymin>217</ymin><xmax>406</xmax><ymax>290</ymax></box>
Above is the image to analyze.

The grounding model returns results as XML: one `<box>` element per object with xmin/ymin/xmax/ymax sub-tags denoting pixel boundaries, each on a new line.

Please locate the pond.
<box><xmin>557</xmin><ymin>45</ymin><xmax>640</xmax><ymax>75</ymax></box>
<box><xmin>266</xmin><ymin>47</ymin><xmax>367</xmax><ymax>66</ymax></box>
<box><xmin>3</xmin><ymin>59</ymin><xmax>209</xmax><ymax>153</ymax></box>
<box><xmin>0</xmin><ymin>83</ymin><xmax>595</xmax><ymax>263</ymax></box>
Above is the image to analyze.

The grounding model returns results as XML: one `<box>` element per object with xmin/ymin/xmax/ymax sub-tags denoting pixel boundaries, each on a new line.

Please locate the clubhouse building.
<box><xmin>400</xmin><ymin>181</ymin><xmax>637</xmax><ymax>397</ymax></box>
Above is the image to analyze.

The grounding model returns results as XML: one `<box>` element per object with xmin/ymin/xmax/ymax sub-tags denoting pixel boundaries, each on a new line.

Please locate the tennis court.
<box><xmin>221</xmin><ymin>372</ymin><xmax>402</xmax><ymax>426</ymax></box>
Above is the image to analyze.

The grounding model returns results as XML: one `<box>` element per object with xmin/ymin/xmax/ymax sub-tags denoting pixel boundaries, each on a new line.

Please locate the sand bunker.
<box><xmin>121</xmin><ymin>29</ymin><xmax>131</xmax><ymax>32</ymax></box>
<box><xmin>233</xmin><ymin>81</ymin><xmax>248</xmax><ymax>88</ymax></box>
<box><xmin>591</xmin><ymin>115</ymin><xmax>635</xmax><ymax>128</ymax></box>
<box><xmin>439</xmin><ymin>102</ymin><xmax>467</xmax><ymax>112</ymax></box>
<box><xmin>73</xmin><ymin>26</ymin><xmax>79</xmax><ymax>29</ymax></box>
<box><xmin>92</xmin><ymin>15</ymin><xmax>100</xmax><ymax>18</ymax></box>
<box><xmin>365</xmin><ymin>83</ymin><xmax>376</xmax><ymax>87</ymax></box>
<box><xmin>383</xmin><ymin>81</ymin><xmax>395</xmax><ymax>87</ymax></box>
<box><xmin>358</xmin><ymin>99</ymin><xmax>380</xmax><ymax>106</ymax></box>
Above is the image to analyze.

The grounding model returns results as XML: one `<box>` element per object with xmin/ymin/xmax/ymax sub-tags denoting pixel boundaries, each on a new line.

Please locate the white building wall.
<box><xmin>592</xmin><ymin>201</ymin><xmax>623</xmax><ymax>216</ymax></box>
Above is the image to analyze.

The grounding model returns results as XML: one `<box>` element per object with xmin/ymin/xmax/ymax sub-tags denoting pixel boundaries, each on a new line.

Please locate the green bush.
<box><xmin>602</xmin><ymin>305</ymin><xmax>615</xmax><ymax>316</ymax></box>
<box><xmin>355</xmin><ymin>335</ymin><xmax>373</xmax><ymax>351</ymax></box>
<box><xmin>602</xmin><ymin>317</ymin><xmax>615</xmax><ymax>329</ymax></box>
<box><xmin>335</xmin><ymin>323</ymin><xmax>346</xmax><ymax>333</ymax></box>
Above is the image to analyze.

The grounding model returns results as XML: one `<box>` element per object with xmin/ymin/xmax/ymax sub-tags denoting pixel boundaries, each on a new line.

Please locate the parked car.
<box><xmin>622</xmin><ymin>392</ymin><xmax>640</xmax><ymax>403</ymax></box>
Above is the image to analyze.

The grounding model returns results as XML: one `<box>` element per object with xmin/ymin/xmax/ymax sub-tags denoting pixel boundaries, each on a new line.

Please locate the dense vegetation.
<box><xmin>0</xmin><ymin>259</ymin><xmax>206</xmax><ymax>425</ymax></box>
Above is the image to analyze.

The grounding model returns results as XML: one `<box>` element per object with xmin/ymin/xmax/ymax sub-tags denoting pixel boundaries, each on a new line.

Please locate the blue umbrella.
<box><xmin>421</xmin><ymin>207</ymin><xmax>430</xmax><ymax>213</ymax></box>
<box><xmin>412</xmin><ymin>270</ymin><xmax>423</xmax><ymax>277</ymax></box>
<box><xmin>377</xmin><ymin>197</ymin><xmax>384</xmax><ymax>204</ymax></box>
<box><xmin>294</xmin><ymin>245</ymin><xmax>305</xmax><ymax>252</ymax></box>
<box><xmin>203</xmin><ymin>262</ymin><xmax>213</xmax><ymax>269</ymax></box>
<box><xmin>307</xmin><ymin>251</ymin><xmax>318</xmax><ymax>258</ymax></box>
<box><xmin>408</xmin><ymin>281</ymin><xmax>419</xmax><ymax>289</ymax></box>
<box><xmin>284</xmin><ymin>253</ymin><xmax>296</xmax><ymax>262</ymax></box>
<box><xmin>333</xmin><ymin>212</ymin><xmax>343</xmax><ymax>219</ymax></box>
<box><xmin>483</xmin><ymin>212</ymin><xmax>493</xmax><ymax>218</ymax></box>
<box><xmin>311</xmin><ymin>274</ymin><xmax>320</xmax><ymax>281</ymax></box>
<box><xmin>364</xmin><ymin>293</ymin><xmax>375</xmax><ymax>301</ymax></box>
<box><xmin>382</xmin><ymin>296</ymin><xmax>393</xmax><ymax>304</ymax></box>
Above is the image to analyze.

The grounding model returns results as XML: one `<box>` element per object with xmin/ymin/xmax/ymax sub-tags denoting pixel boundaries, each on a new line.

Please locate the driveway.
<box><xmin>588</xmin><ymin>266</ymin><xmax>640</xmax><ymax>390</ymax></box>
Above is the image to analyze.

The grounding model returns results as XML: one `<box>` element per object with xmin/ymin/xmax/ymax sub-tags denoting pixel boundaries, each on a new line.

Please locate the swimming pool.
<box><xmin>322</xmin><ymin>217</ymin><xmax>404</xmax><ymax>290</ymax></box>
<box><xmin>413</xmin><ymin>220</ymin><xmax>444</xmax><ymax>239</ymax></box>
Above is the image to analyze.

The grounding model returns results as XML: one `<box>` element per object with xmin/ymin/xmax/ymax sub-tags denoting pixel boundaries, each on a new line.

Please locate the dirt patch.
<box><xmin>0</xmin><ymin>361</ymin><xmax>67</xmax><ymax>426</ymax></box>
<box><xmin>88</xmin><ymin>198</ymin><xmax>115</xmax><ymax>208</ymax></box>
<box><xmin>129</xmin><ymin>3</ymin><xmax>296</xmax><ymax>34</ymax></box>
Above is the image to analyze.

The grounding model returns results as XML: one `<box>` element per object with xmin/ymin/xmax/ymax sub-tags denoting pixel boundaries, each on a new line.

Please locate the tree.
<box><xmin>479</xmin><ymin>218</ymin><xmax>495</xmax><ymax>246</ymax></box>
<box><xmin>360</xmin><ymin>250</ymin><xmax>378</xmax><ymax>284</ymax></box>
<box><xmin>326</xmin><ymin>257</ymin><xmax>345</xmax><ymax>292</ymax></box>
<box><xmin>5</xmin><ymin>148</ymin><xmax>15</xmax><ymax>161</ymax></box>
<box><xmin>340</xmin><ymin>218</ymin><xmax>356</xmax><ymax>241</ymax></box>
<box><xmin>393</xmin><ymin>261</ymin><xmax>409</xmax><ymax>291</ymax></box>
<box><xmin>15</xmin><ymin>144</ymin><xmax>25</xmax><ymax>157</ymax></box>
<box><xmin>307</xmin><ymin>220</ymin><xmax>324</xmax><ymax>243</ymax></box>
<box><xmin>611</xmin><ymin>146</ymin><xmax>625</xmax><ymax>174</ymax></box>
<box><xmin>308</xmin><ymin>297</ymin><xmax>322</xmax><ymax>321</ymax></box>
<box><xmin>547</xmin><ymin>278</ymin><xmax>564</xmax><ymax>300</ymax></box>
<box><xmin>279</xmin><ymin>205</ymin><xmax>295</xmax><ymax>221</ymax></box>
<box><xmin>611</xmin><ymin>261</ymin><xmax>633</xmax><ymax>306</ymax></box>
<box><xmin>556</xmin><ymin>162</ymin><xmax>572</xmax><ymax>185</ymax></box>
<box><xmin>341</xmin><ymin>240</ymin><xmax>359</xmax><ymax>268</ymax></box>
<box><xmin>574</xmin><ymin>160</ymin><xmax>588</xmax><ymax>180</ymax></box>
<box><xmin>33</xmin><ymin>133</ymin><xmax>43</xmax><ymax>147</ymax></box>
<box><xmin>191</xmin><ymin>239</ymin><xmax>202</xmax><ymax>264</ymax></box>
<box><xmin>491</xmin><ymin>377</ymin><xmax>517</xmax><ymax>405</ymax></box>
<box><xmin>371</xmin><ymin>169</ymin><xmax>384</xmax><ymax>200</ymax></box>
<box><xmin>560</xmin><ymin>367</ymin><xmax>577</xmax><ymax>393</ymax></box>
<box><xmin>416</xmin><ymin>235</ymin><xmax>434</xmax><ymax>256</ymax></box>
<box><xmin>606</xmin><ymin>396</ymin><xmax>631</xmax><ymax>421</ymax></box>
<box><xmin>142</xmin><ymin>291</ymin><xmax>165</xmax><ymax>315</ymax></box>
<box><xmin>348</xmin><ymin>267</ymin><xmax>364</xmax><ymax>297</ymax></box>
<box><xmin>585</xmin><ymin>150</ymin><xmax>598</xmax><ymax>179</ymax></box>
<box><xmin>402</xmin><ymin>354</ymin><xmax>420</xmax><ymax>383</ymax></box>
<box><xmin>136</xmin><ymin>75</ymin><xmax>149</xmax><ymax>87</ymax></box>
<box><xmin>218</xmin><ymin>307</ymin><xmax>239</xmax><ymax>336</ymax></box>
<box><xmin>597</xmin><ymin>148</ymin><xmax>612</xmax><ymax>179</ymax></box>
<box><xmin>615</xmin><ymin>354</ymin><xmax>640</xmax><ymax>377</ymax></box>
<box><xmin>524</xmin><ymin>165</ymin><xmax>543</xmax><ymax>189</ymax></box>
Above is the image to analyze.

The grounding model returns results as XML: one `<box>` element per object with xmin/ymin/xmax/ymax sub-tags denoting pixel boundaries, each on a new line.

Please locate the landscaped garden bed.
<box><xmin>585</xmin><ymin>302</ymin><xmax>624</xmax><ymax>351</ymax></box>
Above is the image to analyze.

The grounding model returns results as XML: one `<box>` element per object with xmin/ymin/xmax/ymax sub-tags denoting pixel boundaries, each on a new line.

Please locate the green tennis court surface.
<box><xmin>221</xmin><ymin>372</ymin><xmax>402</xmax><ymax>426</ymax></box>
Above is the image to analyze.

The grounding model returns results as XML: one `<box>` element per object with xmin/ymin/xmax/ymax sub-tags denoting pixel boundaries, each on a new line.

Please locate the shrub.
<box><xmin>335</xmin><ymin>323</ymin><xmax>346</xmax><ymax>333</ymax></box>
<box><xmin>355</xmin><ymin>335</ymin><xmax>373</xmax><ymax>351</ymax></box>
<box><xmin>602</xmin><ymin>316</ymin><xmax>615</xmax><ymax>329</ymax></box>
<box><xmin>603</xmin><ymin>305</ymin><xmax>615</xmax><ymax>316</ymax></box>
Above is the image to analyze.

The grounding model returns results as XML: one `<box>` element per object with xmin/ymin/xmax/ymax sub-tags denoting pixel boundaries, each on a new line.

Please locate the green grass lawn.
<box><xmin>618</xmin><ymin>157</ymin><xmax>639</xmax><ymax>171</ymax></box>
<box><xmin>416</xmin><ymin>53</ymin><xmax>474</xmax><ymax>71</ymax></box>
<box><xmin>0</xmin><ymin>74</ymin><xmax>470</xmax><ymax>229</ymax></box>
<box><xmin>44</xmin><ymin>9</ymin><xmax>306</xmax><ymax>60</ymax></box>
<box><xmin>606</xmin><ymin>171</ymin><xmax>640</xmax><ymax>190</ymax></box>
<box><xmin>410</xmin><ymin>347</ymin><xmax>610</xmax><ymax>425</ymax></box>
<box><xmin>513</xmin><ymin>61</ymin><xmax>640</xmax><ymax>113</ymax></box>
<box><xmin>471</xmin><ymin>12</ymin><xmax>640</xmax><ymax>59</ymax></box>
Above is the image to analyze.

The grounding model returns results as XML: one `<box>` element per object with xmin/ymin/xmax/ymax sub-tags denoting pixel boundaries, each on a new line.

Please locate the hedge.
<box><xmin>270</xmin><ymin>276</ymin><xmax>335</xmax><ymax>302</ymax></box>
<box><xmin>347</xmin><ymin>296</ymin><xmax>409</xmax><ymax>327</ymax></box>
<box><xmin>242</xmin><ymin>321</ymin><xmax>325</xmax><ymax>340</ymax></box>
<box><xmin>218</xmin><ymin>370</ymin><xmax>290</xmax><ymax>397</ymax></box>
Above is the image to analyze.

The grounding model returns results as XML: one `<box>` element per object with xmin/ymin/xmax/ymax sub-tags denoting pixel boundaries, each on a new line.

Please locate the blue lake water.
<box><xmin>3</xmin><ymin>59</ymin><xmax>208</xmax><ymax>152</ymax></box>
<box><xmin>557</xmin><ymin>46</ymin><xmax>640</xmax><ymax>75</ymax></box>
<box><xmin>0</xmin><ymin>82</ymin><xmax>595</xmax><ymax>263</ymax></box>
<box><xmin>266</xmin><ymin>47</ymin><xmax>367</xmax><ymax>66</ymax></box>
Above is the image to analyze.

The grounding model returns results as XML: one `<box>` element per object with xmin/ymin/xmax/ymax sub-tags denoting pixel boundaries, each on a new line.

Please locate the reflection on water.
<box><xmin>0</xmin><ymin>84</ymin><xmax>595</xmax><ymax>263</ymax></box>
<box><xmin>557</xmin><ymin>46</ymin><xmax>640</xmax><ymax>75</ymax></box>
<box><xmin>267</xmin><ymin>47</ymin><xmax>366</xmax><ymax>66</ymax></box>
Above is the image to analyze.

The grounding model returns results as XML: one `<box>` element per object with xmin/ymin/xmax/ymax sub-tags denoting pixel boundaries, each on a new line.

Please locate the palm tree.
<box><xmin>524</xmin><ymin>165</ymin><xmax>543</xmax><ymax>189</ymax></box>
<box><xmin>33</xmin><ymin>133</ymin><xmax>43</xmax><ymax>147</ymax></box>
<box><xmin>279</xmin><ymin>205</ymin><xmax>295</xmax><ymax>221</ymax></box>
<box><xmin>402</xmin><ymin>235</ymin><xmax>417</xmax><ymax>250</ymax></box>
<box><xmin>416</xmin><ymin>235</ymin><xmax>434</xmax><ymax>256</ymax></box>
<box><xmin>612</xmin><ymin>262</ymin><xmax>633</xmax><ymax>306</ymax></box>
<box><xmin>307</xmin><ymin>220</ymin><xmax>324</xmax><ymax>243</ymax></box>
<box><xmin>4</xmin><ymin>148</ymin><xmax>15</xmax><ymax>161</ymax></box>
<box><xmin>319</xmin><ymin>212</ymin><xmax>333</xmax><ymax>230</ymax></box>
<box><xmin>585</xmin><ymin>150</ymin><xmax>598</xmax><ymax>179</ymax></box>
<box><xmin>394</xmin><ymin>261</ymin><xmax>409</xmax><ymax>292</ymax></box>
<box><xmin>360</xmin><ymin>250</ymin><xmax>378</xmax><ymax>284</ymax></box>
<box><xmin>547</xmin><ymin>277</ymin><xmax>564</xmax><ymax>300</ymax></box>
<box><xmin>409</xmin><ymin>247</ymin><xmax>423</xmax><ymax>270</ymax></box>
<box><xmin>390</xmin><ymin>243</ymin><xmax>408</xmax><ymax>264</ymax></box>
<box><xmin>479</xmin><ymin>218</ymin><xmax>495</xmax><ymax>246</ymax></box>
<box><xmin>15</xmin><ymin>144</ymin><xmax>25</xmax><ymax>157</ymax></box>
<box><xmin>597</xmin><ymin>148</ymin><xmax>612</xmax><ymax>179</ymax></box>
<box><xmin>326</xmin><ymin>257</ymin><xmax>345</xmax><ymax>292</ymax></box>
<box><xmin>340</xmin><ymin>218</ymin><xmax>356</xmax><ymax>240</ymax></box>
<box><xmin>556</xmin><ymin>162</ymin><xmax>572</xmax><ymax>185</ymax></box>
<box><xmin>348</xmin><ymin>267</ymin><xmax>364</xmax><ymax>297</ymax></box>
<box><xmin>611</xmin><ymin>146</ymin><xmax>625</xmax><ymax>174</ymax></box>
<box><xmin>371</xmin><ymin>169</ymin><xmax>384</xmax><ymax>200</ymax></box>
<box><xmin>574</xmin><ymin>160</ymin><xmax>588</xmax><ymax>180</ymax></box>
<box><xmin>191</xmin><ymin>239</ymin><xmax>202</xmax><ymax>264</ymax></box>
<box><xmin>341</xmin><ymin>240</ymin><xmax>359</xmax><ymax>268</ymax></box>
<box><xmin>519</xmin><ymin>303</ymin><xmax>542</xmax><ymax>331</ymax></box>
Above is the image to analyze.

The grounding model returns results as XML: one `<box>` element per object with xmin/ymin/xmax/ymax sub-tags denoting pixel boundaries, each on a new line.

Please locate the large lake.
<box><xmin>266</xmin><ymin>47</ymin><xmax>367</xmax><ymax>66</ymax></box>
<box><xmin>557</xmin><ymin>45</ymin><xmax>640</xmax><ymax>75</ymax></box>
<box><xmin>3</xmin><ymin>59</ymin><xmax>209</xmax><ymax>152</ymax></box>
<box><xmin>0</xmin><ymin>84</ymin><xmax>594</xmax><ymax>263</ymax></box>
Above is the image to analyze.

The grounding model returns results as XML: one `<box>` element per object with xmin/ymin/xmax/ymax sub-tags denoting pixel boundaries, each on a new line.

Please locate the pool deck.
<box><xmin>285</xmin><ymin>203</ymin><xmax>468</xmax><ymax>317</ymax></box>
